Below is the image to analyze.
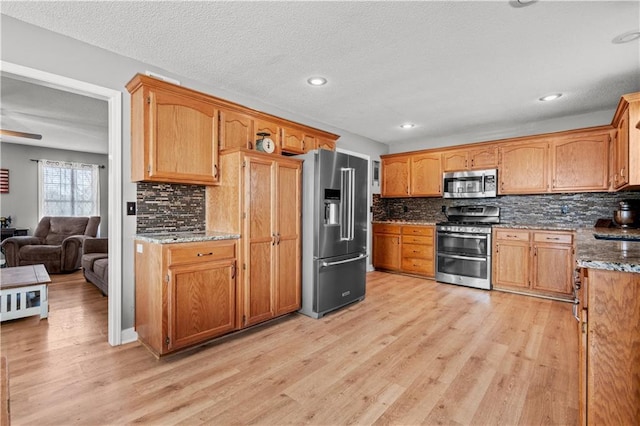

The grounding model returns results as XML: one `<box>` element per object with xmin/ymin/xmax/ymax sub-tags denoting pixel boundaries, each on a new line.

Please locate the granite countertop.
<box><xmin>493</xmin><ymin>223</ymin><xmax>578</xmax><ymax>231</ymax></box>
<box><xmin>575</xmin><ymin>227</ymin><xmax>640</xmax><ymax>273</ymax></box>
<box><xmin>372</xmin><ymin>220</ymin><xmax>437</xmax><ymax>226</ymax></box>
<box><xmin>134</xmin><ymin>231</ymin><xmax>240</xmax><ymax>244</ymax></box>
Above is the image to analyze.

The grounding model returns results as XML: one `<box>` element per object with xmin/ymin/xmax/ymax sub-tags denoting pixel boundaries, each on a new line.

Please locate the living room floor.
<box><xmin>1</xmin><ymin>270</ymin><xmax>578</xmax><ymax>425</ymax></box>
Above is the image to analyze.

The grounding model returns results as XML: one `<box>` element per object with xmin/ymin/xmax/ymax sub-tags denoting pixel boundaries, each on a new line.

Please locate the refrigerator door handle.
<box><xmin>340</xmin><ymin>167</ymin><xmax>355</xmax><ymax>241</ymax></box>
<box><xmin>321</xmin><ymin>254</ymin><xmax>368</xmax><ymax>268</ymax></box>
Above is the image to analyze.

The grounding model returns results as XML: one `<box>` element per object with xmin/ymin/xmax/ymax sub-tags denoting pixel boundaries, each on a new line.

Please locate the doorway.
<box><xmin>1</xmin><ymin>61</ymin><xmax>123</xmax><ymax>345</ymax></box>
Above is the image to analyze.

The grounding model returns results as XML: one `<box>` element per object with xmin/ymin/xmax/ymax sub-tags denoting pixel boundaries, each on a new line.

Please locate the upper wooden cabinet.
<box><xmin>410</xmin><ymin>153</ymin><xmax>441</xmax><ymax>196</ymax></box>
<box><xmin>127</xmin><ymin>74</ymin><xmax>219</xmax><ymax>185</ymax></box>
<box><xmin>442</xmin><ymin>146</ymin><xmax>498</xmax><ymax>172</ymax></box>
<box><xmin>611</xmin><ymin>92</ymin><xmax>640</xmax><ymax>189</ymax></box>
<box><xmin>127</xmin><ymin>74</ymin><xmax>338</xmax><ymax>183</ymax></box>
<box><xmin>381</xmin><ymin>155</ymin><xmax>410</xmax><ymax>197</ymax></box>
<box><xmin>550</xmin><ymin>129</ymin><xmax>611</xmax><ymax>192</ymax></box>
<box><xmin>498</xmin><ymin>140</ymin><xmax>550</xmax><ymax>194</ymax></box>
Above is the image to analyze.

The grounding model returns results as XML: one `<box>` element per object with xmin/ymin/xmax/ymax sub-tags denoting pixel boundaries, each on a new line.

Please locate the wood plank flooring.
<box><xmin>0</xmin><ymin>270</ymin><xmax>578</xmax><ymax>425</ymax></box>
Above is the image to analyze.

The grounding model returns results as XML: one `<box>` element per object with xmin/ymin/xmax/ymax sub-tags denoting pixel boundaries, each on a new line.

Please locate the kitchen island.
<box><xmin>573</xmin><ymin>227</ymin><xmax>640</xmax><ymax>425</ymax></box>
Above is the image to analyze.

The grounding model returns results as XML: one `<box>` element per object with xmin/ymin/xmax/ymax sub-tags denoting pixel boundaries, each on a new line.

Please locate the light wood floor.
<box><xmin>1</xmin><ymin>270</ymin><xmax>578</xmax><ymax>425</ymax></box>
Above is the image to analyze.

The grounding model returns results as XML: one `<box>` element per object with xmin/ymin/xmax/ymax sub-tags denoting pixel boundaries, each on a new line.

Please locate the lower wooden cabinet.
<box><xmin>493</xmin><ymin>228</ymin><xmax>574</xmax><ymax>299</ymax></box>
<box><xmin>577</xmin><ymin>268</ymin><xmax>640</xmax><ymax>425</ymax></box>
<box><xmin>135</xmin><ymin>239</ymin><xmax>237</xmax><ymax>356</ymax></box>
<box><xmin>373</xmin><ymin>223</ymin><xmax>434</xmax><ymax>278</ymax></box>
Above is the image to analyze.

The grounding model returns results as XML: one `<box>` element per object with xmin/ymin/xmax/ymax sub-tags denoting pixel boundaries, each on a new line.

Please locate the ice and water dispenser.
<box><xmin>324</xmin><ymin>189</ymin><xmax>341</xmax><ymax>226</ymax></box>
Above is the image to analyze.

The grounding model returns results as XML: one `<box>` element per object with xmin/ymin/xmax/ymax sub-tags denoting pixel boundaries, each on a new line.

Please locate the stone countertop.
<box><xmin>372</xmin><ymin>220</ymin><xmax>437</xmax><ymax>226</ymax></box>
<box><xmin>575</xmin><ymin>228</ymin><xmax>640</xmax><ymax>273</ymax></box>
<box><xmin>134</xmin><ymin>231</ymin><xmax>240</xmax><ymax>244</ymax></box>
<box><xmin>493</xmin><ymin>223</ymin><xmax>578</xmax><ymax>231</ymax></box>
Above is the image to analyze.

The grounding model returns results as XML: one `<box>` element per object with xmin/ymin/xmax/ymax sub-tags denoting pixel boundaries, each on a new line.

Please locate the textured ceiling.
<box><xmin>1</xmin><ymin>1</ymin><xmax>639</xmax><ymax>151</ymax></box>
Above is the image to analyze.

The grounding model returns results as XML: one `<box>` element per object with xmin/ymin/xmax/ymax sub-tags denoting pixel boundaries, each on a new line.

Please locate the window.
<box><xmin>38</xmin><ymin>160</ymin><xmax>100</xmax><ymax>218</ymax></box>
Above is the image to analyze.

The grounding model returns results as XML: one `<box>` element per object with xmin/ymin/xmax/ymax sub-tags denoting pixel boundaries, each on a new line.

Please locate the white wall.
<box><xmin>1</xmin><ymin>15</ymin><xmax>387</xmax><ymax>330</ymax></box>
<box><xmin>0</xmin><ymin>143</ymin><xmax>109</xmax><ymax>236</ymax></box>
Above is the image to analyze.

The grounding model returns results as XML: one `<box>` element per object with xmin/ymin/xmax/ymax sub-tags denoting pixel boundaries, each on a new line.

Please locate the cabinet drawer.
<box><xmin>402</xmin><ymin>226</ymin><xmax>434</xmax><ymax>237</ymax></box>
<box><xmin>168</xmin><ymin>241</ymin><xmax>236</xmax><ymax>265</ymax></box>
<box><xmin>495</xmin><ymin>229</ymin><xmax>529</xmax><ymax>241</ymax></box>
<box><xmin>373</xmin><ymin>224</ymin><xmax>401</xmax><ymax>234</ymax></box>
<box><xmin>533</xmin><ymin>231</ymin><xmax>573</xmax><ymax>245</ymax></box>
<box><xmin>402</xmin><ymin>243</ymin><xmax>433</xmax><ymax>259</ymax></box>
<box><xmin>402</xmin><ymin>235</ymin><xmax>433</xmax><ymax>245</ymax></box>
<box><xmin>401</xmin><ymin>257</ymin><xmax>434</xmax><ymax>274</ymax></box>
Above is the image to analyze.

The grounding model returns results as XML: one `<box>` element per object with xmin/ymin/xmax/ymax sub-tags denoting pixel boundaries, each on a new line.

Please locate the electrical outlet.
<box><xmin>442</xmin><ymin>205</ymin><xmax>447</xmax><ymax>213</ymax></box>
<box><xmin>561</xmin><ymin>205</ymin><xmax>569</xmax><ymax>214</ymax></box>
<box><xmin>127</xmin><ymin>202</ymin><xmax>136</xmax><ymax>216</ymax></box>
<box><xmin>403</xmin><ymin>205</ymin><xmax>409</xmax><ymax>213</ymax></box>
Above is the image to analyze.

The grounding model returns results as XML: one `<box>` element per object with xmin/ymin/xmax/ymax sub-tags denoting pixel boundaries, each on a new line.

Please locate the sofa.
<box><xmin>81</xmin><ymin>237</ymin><xmax>108</xmax><ymax>295</ymax></box>
<box><xmin>1</xmin><ymin>216</ymin><xmax>100</xmax><ymax>273</ymax></box>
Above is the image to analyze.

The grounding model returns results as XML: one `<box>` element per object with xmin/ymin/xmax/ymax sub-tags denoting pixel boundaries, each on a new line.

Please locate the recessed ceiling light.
<box><xmin>613</xmin><ymin>30</ymin><xmax>640</xmax><ymax>44</ymax></box>
<box><xmin>539</xmin><ymin>93</ymin><xmax>563</xmax><ymax>102</ymax></box>
<box><xmin>400</xmin><ymin>123</ymin><xmax>415</xmax><ymax>129</ymax></box>
<box><xmin>307</xmin><ymin>77</ymin><xmax>327</xmax><ymax>86</ymax></box>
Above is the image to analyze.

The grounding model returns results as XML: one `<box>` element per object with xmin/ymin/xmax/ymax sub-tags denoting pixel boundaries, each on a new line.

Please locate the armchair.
<box><xmin>1</xmin><ymin>216</ymin><xmax>100</xmax><ymax>273</ymax></box>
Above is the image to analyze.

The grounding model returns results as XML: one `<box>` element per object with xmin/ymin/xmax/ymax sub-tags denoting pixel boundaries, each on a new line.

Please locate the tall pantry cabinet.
<box><xmin>206</xmin><ymin>148</ymin><xmax>302</xmax><ymax>328</ymax></box>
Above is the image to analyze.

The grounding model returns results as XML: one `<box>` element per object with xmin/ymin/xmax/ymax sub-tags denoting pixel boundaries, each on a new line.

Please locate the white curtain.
<box><xmin>38</xmin><ymin>159</ymin><xmax>100</xmax><ymax>219</ymax></box>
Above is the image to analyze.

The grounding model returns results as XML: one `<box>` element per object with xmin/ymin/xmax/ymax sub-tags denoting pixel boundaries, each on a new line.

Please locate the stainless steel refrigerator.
<box><xmin>295</xmin><ymin>149</ymin><xmax>368</xmax><ymax>319</ymax></box>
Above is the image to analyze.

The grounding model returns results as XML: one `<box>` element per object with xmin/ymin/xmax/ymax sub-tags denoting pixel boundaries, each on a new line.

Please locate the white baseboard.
<box><xmin>120</xmin><ymin>327</ymin><xmax>138</xmax><ymax>345</ymax></box>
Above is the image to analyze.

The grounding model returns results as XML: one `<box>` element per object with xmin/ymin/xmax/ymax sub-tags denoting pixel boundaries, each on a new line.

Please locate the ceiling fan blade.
<box><xmin>0</xmin><ymin>129</ymin><xmax>43</xmax><ymax>140</ymax></box>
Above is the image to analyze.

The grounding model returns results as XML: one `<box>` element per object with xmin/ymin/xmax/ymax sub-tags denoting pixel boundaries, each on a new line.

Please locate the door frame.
<box><xmin>1</xmin><ymin>61</ymin><xmax>124</xmax><ymax>346</ymax></box>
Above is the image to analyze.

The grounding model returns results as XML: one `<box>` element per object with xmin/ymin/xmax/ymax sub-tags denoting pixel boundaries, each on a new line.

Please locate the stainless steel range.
<box><xmin>435</xmin><ymin>206</ymin><xmax>500</xmax><ymax>290</ymax></box>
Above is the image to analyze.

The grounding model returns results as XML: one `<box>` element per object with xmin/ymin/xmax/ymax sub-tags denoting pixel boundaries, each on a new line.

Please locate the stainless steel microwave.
<box><xmin>442</xmin><ymin>169</ymin><xmax>497</xmax><ymax>198</ymax></box>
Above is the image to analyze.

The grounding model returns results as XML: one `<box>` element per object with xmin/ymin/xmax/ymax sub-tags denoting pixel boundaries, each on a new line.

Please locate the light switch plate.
<box><xmin>127</xmin><ymin>201</ymin><xmax>136</xmax><ymax>215</ymax></box>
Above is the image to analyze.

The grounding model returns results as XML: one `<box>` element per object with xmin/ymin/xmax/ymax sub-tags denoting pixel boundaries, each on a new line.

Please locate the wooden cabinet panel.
<box><xmin>219</xmin><ymin>109</ymin><xmax>253</xmax><ymax>150</ymax></box>
<box><xmin>281</xmin><ymin>127</ymin><xmax>305</xmax><ymax>154</ymax></box>
<box><xmin>373</xmin><ymin>233</ymin><xmax>401</xmax><ymax>271</ymax></box>
<box><xmin>493</xmin><ymin>228</ymin><xmax>574</xmax><ymax>299</ymax></box>
<box><xmin>410</xmin><ymin>153</ymin><xmax>441</xmax><ymax>196</ymax></box>
<box><xmin>531</xmin><ymin>244</ymin><xmax>573</xmax><ymax>295</ymax></box>
<box><xmin>168</xmin><ymin>260</ymin><xmax>236</xmax><ymax>351</ymax></box>
<box><xmin>134</xmin><ymin>239</ymin><xmax>237</xmax><ymax>356</ymax></box>
<box><xmin>499</xmin><ymin>141</ymin><xmax>549</xmax><ymax>194</ymax></box>
<box><xmin>551</xmin><ymin>131</ymin><xmax>610</xmax><ymax>192</ymax></box>
<box><xmin>493</xmin><ymin>238</ymin><xmax>530</xmax><ymax>290</ymax></box>
<box><xmin>274</xmin><ymin>161</ymin><xmax>302</xmax><ymax>316</ymax></box>
<box><xmin>381</xmin><ymin>156</ymin><xmax>410</xmax><ymax>197</ymax></box>
<box><xmin>580</xmin><ymin>269</ymin><xmax>640</xmax><ymax>425</ymax></box>
<box><xmin>127</xmin><ymin>74</ymin><xmax>219</xmax><ymax>185</ymax></box>
<box><xmin>613</xmin><ymin>107</ymin><xmax>629</xmax><ymax>189</ymax></box>
<box><xmin>373</xmin><ymin>223</ymin><xmax>434</xmax><ymax>277</ymax></box>
<box><xmin>611</xmin><ymin>92</ymin><xmax>640</xmax><ymax>190</ymax></box>
<box><xmin>441</xmin><ymin>150</ymin><xmax>468</xmax><ymax>172</ymax></box>
<box><xmin>316</xmin><ymin>137</ymin><xmax>336</xmax><ymax>151</ymax></box>
<box><xmin>206</xmin><ymin>151</ymin><xmax>302</xmax><ymax>329</ymax></box>
<box><xmin>469</xmin><ymin>146</ymin><xmax>498</xmax><ymax>169</ymax></box>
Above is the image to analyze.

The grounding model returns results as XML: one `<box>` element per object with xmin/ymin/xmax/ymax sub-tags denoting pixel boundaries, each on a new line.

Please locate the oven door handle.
<box><xmin>438</xmin><ymin>253</ymin><xmax>488</xmax><ymax>262</ymax></box>
<box><xmin>437</xmin><ymin>232</ymin><xmax>488</xmax><ymax>240</ymax></box>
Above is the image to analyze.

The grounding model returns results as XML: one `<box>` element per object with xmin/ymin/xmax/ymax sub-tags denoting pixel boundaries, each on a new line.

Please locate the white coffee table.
<box><xmin>0</xmin><ymin>264</ymin><xmax>51</xmax><ymax>321</ymax></box>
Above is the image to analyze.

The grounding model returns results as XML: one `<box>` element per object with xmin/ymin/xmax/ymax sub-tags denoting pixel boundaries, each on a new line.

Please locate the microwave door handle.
<box><xmin>482</xmin><ymin>173</ymin><xmax>485</xmax><ymax>194</ymax></box>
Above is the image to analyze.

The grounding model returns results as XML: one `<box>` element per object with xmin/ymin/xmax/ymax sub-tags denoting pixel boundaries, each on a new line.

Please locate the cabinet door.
<box><xmin>469</xmin><ymin>146</ymin><xmax>498</xmax><ymax>169</ymax></box>
<box><xmin>281</xmin><ymin>127</ymin><xmax>305</xmax><ymax>154</ymax></box>
<box><xmin>244</xmin><ymin>157</ymin><xmax>276</xmax><ymax>326</ymax></box>
<box><xmin>441</xmin><ymin>150</ymin><xmax>469</xmax><ymax>172</ymax></box>
<box><xmin>551</xmin><ymin>133</ymin><xmax>609</xmax><ymax>192</ymax></box>
<box><xmin>410</xmin><ymin>153</ymin><xmax>441</xmax><ymax>196</ymax></box>
<box><xmin>167</xmin><ymin>260</ymin><xmax>236</xmax><ymax>351</ymax></box>
<box><xmin>373</xmin><ymin>233</ymin><xmax>400</xmax><ymax>270</ymax></box>
<box><xmin>531</xmin><ymin>243</ymin><xmax>573</xmax><ymax>296</ymax></box>
<box><xmin>148</xmin><ymin>88</ymin><xmax>219</xmax><ymax>184</ymax></box>
<box><xmin>274</xmin><ymin>161</ymin><xmax>302</xmax><ymax>316</ymax></box>
<box><xmin>614</xmin><ymin>107</ymin><xmax>629</xmax><ymax>189</ymax></box>
<box><xmin>254</xmin><ymin>119</ymin><xmax>281</xmax><ymax>154</ymax></box>
<box><xmin>381</xmin><ymin>156</ymin><xmax>410</xmax><ymax>197</ymax></box>
<box><xmin>303</xmin><ymin>135</ymin><xmax>316</xmax><ymax>153</ymax></box>
<box><xmin>493</xmin><ymin>239</ymin><xmax>530</xmax><ymax>290</ymax></box>
<box><xmin>499</xmin><ymin>141</ymin><xmax>549</xmax><ymax>194</ymax></box>
<box><xmin>316</xmin><ymin>137</ymin><xmax>336</xmax><ymax>151</ymax></box>
<box><xmin>219</xmin><ymin>109</ymin><xmax>253</xmax><ymax>150</ymax></box>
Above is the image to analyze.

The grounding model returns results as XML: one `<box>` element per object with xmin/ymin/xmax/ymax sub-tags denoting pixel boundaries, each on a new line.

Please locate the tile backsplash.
<box><xmin>373</xmin><ymin>191</ymin><xmax>640</xmax><ymax>227</ymax></box>
<box><xmin>136</xmin><ymin>183</ymin><xmax>205</xmax><ymax>233</ymax></box>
